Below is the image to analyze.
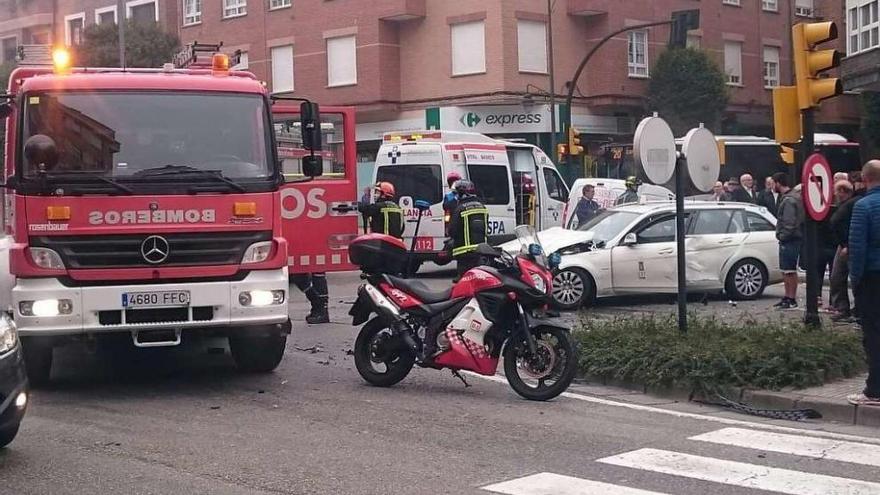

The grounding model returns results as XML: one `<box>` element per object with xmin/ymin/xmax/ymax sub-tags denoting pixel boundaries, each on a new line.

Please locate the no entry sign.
<box><xmin>802</xmin><ymin>153</ymin><xmax>833</xmax><ymax>221</ymax></box>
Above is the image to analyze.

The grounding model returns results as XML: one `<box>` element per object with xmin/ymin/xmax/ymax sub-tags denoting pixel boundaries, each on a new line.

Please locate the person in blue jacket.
<box><xmin>848</xmin><ymin>160</ymin><xmax>880</xmax><ymax>406</ymax></box>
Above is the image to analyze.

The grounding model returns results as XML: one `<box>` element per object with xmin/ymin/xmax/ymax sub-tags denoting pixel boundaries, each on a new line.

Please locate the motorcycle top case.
<box><xmin>348</xmin><ymin>234</ymin><xmax>409</xmax><ymax>274</ymax></box>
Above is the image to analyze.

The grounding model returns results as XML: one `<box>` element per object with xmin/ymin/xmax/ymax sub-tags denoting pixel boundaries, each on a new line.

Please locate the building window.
<box><xmin>270</xmin><ymin>0</ymin><xmax>291</xmax><ymax>9</ymax></box>
<box><xmin>723</xmin><ymin>0</ymin><xmax>741</xmax><ymax>5</ymax></box>
<box><xmin>65</xmin><ymin>13</ymin><xmax>85</xmax><ymax>46</ymax></box>
<box><xmin>795</xmin><ymin>0</ymin><xmax>814</xmax><ymax>17</ymax></box>
<box><xmin>627</xmin><ymin>30</ymin><xmax>648</xmax><ymax>77</ymax></box>
<box><xmin>95</xmin><ymin>6</ymin><xmax>117</xmax><ymax>24</ymax></box>
<box><xmin>223</xmin><ymin>0</ymin><xmax>247</xmax><ymax>18</ymax></box>
<box><xmin>451</xmin><ymin>20</ymin><xmax>486</xmax><ymax>76</ymax></box>
<box><xmin>271</xmin><ymin>45</ymin><xmax>294</xmax><ymax>93</ymax></box>
<box><xmin>327</xmin><ymin>35</ymin><xmax>357</xmax><ymax>87</ymax></box>
<box><xmin>127</xmin><ymin>0</ymin><xmax>158</xmax><ymax>24</ymax></box>
<box><xmin>1</xmin><ymin>37</ymin><xmax>17</xmax><ymax>64</ymax></box>
<box><xmin>724</xmin><ymin>41</ymin><xmax>743</xmax><ymax>85</ymax></box>
<box><xmin>848</xmin><ymin>0</ymin><xmax>880</xmax><ymax>55</ymax></box>
<box><xmin>231</xmin><ymin>51</ymin><xmax>248</xmax><ymax>70</ymax></box>
<box><xmin>762</xmin><ymin>0</ymin><xmax>778</xmax><ymax>11</ymax></box>
<box><xmin>517</xmin><ymin>20</ymin><xmax>548</xmax><ymax>73</ymax></box>
<box><xmin>763</xmin><ymin>46</ymin><xmax>780</xmax><ymax>88</ymax></box>
<box><xmin>183</xmin><ymin>0</ymin><xmax>201</xmax><ymax>25</ymax></box>
<box><xmin>686</xmin><ymin>35</ymin><xmax>701</xmax><ymax>49</ymax></box>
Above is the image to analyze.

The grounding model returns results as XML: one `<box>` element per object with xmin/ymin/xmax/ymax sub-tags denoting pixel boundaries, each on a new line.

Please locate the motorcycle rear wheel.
<box><xmin>354</xmin><ymin>318</ymin><xmax>416</xmax><ymax>387</ymax></box>
<box><xmin>503</xmin><ymin>326</ymin><xmax>577</xmax><ymax>401</ymax></box>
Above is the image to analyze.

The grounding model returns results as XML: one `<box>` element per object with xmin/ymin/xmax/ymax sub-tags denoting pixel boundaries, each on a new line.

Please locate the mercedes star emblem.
<box><xmin>140</xmin><ymin>235</ymin><xmax>170</xmax><ymax>264</ymax></box>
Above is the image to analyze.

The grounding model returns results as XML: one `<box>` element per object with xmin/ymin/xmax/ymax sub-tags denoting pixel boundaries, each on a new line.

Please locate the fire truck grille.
<box><xmin>31</xmin><ymin>231</ymin><xmax>272</xmax><ymax>269</ymax></box>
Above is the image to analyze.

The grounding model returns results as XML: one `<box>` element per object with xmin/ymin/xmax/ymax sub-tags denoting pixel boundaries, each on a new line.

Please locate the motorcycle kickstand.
<box><xmin>451</xmin><ymin>370</ymin><xmax>471</xmax><ymax>388</ymax></box>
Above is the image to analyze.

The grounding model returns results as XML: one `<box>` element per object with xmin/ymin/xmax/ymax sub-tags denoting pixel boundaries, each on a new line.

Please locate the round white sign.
<box><xmin>633</xmin><ymin>116</ymin><xmax>677</xmax><ymax>185</ymax></box>
<box><xmin>681</xmin><ymin>127</ymin><xmax>721</xmax><ymax>193</ymax></box>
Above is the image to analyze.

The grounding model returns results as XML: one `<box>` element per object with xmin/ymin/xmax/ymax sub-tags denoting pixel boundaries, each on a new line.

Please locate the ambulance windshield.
<box><xmin>376</xmin><ymin>164</ymin><xmax>443</xmax><ymax>204</ymax></box>
<box><xmin>20</xmin><ymin>91</ymin><xmax>273</xmax><ymax>187</ymax></box>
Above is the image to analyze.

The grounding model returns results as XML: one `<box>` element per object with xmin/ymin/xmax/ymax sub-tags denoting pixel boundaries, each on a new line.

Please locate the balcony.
<box><xmin>568</xmin><ymin>0</ymin><xmax>609</xmax><ymax>17</ymax></box>
<box><xmin>378</xmin><ymin>0</ymin><xmax>426</xmax><ymax>22</ymax></box>
<box><xmin>841</xmin><ymin>49</ymin><xmax>880</xmax><ymax>91</ymax></box>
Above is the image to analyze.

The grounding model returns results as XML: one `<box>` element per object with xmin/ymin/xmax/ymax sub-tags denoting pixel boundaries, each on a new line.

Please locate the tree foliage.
<box><xmin>78</xmin><ymin>21</ymin><xmax>180</xmax><ymax>68</ymax></box>
<box><xmin>647</xmin><ymin>48</ymin><xmax>729</xmax><ymax>135</ymax></box>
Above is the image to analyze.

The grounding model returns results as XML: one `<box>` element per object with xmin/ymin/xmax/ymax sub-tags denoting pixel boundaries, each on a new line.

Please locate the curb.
<box><xmin>583</xmin><ymin>374</ymin><xmax>880</xmax><ymax>426</ymax></box>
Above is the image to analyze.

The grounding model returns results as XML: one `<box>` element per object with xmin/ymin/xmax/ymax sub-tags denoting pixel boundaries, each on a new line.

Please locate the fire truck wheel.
<box><xmin>22</xmin><ymin>338</ymin><xmax>53</xmax><ymax>387</ymax></box>
<box><xmin>229</xmin><ymin>334</ymin><xmax>287</xmax><ymax>373</ymax></box>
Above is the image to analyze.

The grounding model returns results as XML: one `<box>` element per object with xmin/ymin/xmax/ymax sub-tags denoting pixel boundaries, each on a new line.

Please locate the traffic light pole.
<box><xmin>800</xmin><ymin>108</ymin><xmax>821</xmax><ymax>327</ymax></box>
<box><xmin>675</xmin><ymin>156</ymin><xmax>688</xmax><ymax>333</ymax></box>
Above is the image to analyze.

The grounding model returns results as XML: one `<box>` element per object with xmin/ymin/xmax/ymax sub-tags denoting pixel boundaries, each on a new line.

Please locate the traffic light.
<box><xmin>772</xmin><ymin>86</ymin><xmax>803</xmax><ymax>144</ymax></box>
<box><xmin>792</xmin><ymin>21</ymin><xmax>843</xmax><ymax>109</ymax></box>
<box><xmin>568</xmin><ymin>126</ymin><xmax>584</xmax><ymax>156</ymax></box>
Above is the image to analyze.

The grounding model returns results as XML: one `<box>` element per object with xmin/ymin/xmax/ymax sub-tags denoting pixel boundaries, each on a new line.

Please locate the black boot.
<box><xmin>305</xmin><ymin>274</ymin><xmax>329</xmax><ymax>324</ymax></box>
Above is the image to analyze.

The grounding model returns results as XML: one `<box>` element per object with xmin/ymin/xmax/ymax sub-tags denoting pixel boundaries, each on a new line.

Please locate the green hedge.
<box><xmin>576</xmin><ymin>314</ymin><xmax>866</xmax><ymax>392</ymax></box>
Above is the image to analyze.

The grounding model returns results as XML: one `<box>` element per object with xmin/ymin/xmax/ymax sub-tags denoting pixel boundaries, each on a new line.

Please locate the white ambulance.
<box><xmin>372</xmin><ymin>130</ymin><xmax>570</xmax><ymax>267</ymax></box>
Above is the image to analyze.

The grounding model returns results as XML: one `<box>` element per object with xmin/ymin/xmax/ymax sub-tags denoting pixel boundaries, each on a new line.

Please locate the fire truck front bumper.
<box><xmin>11</xmin><ymin>269</ymin><xmax>291</xmax><ymax>337</ymax></box>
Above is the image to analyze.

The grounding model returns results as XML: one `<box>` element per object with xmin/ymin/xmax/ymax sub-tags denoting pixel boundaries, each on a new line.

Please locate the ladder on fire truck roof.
<box><xmin>172</xmin><ymin>41</ymin><xmax>242</xmax><ymax>69</ymax></box>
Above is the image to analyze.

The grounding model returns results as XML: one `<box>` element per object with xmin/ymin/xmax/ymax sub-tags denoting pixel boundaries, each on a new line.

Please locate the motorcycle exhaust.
<box><xmin>363</xmin><ymin>284</ymin><xmax>420</xmax><ymax>355</ymax></box>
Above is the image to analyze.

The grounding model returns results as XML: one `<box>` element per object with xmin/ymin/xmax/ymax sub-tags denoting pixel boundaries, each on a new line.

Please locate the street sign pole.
<box><xmin>117</xmin><ymin>0</ymin><xmax>126</xmax><ymax>69</ymax></box>
<box><xmin>674</xmin><ymin>156</ymin><xmax>688</xmax><ymax>333</ymax></box>
<box><xmin>801</xmin><ymin>108</ymin><xmax>821</xmax><ymax>327</ymax></box>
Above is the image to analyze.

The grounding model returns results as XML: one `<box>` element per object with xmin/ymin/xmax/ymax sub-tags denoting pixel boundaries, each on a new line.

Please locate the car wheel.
<box><xmin>551</xmin><ymin>268</ymin><xmax>594</xmax><ymax>310</ymax></box>
<box><xmin>0</xmin><ymin>423</ymin><xmax>20</xmax><ymax>449</ymax></box>
<box><xmin>725</xmin><ymin>259</ymin><xmax>767</xmax><ymax>300</ymax></box>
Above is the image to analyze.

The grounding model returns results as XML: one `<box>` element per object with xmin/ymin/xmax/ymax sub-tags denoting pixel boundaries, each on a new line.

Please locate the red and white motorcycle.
<box><xmin>348</xmin><ymin>219</ymin><xmax>577</xmax><ymax>401</ymax></box>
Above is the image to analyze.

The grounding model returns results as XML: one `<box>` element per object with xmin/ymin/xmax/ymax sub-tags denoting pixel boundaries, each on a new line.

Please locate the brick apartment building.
<box><xmin>0</xmin><ymin>0</ymin><xmax>864</xmax><ymax>166</ymax></box>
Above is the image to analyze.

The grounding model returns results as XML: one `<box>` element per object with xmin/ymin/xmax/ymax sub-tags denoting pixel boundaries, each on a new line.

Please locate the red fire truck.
<box><xmin>0</xmin><ymin>46</ymin><xmax>329</xmax><ymax>384</ymax></box>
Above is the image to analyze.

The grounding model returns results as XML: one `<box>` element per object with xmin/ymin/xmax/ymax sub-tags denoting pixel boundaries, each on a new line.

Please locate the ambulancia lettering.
<box><xmin>88</xmin><ymin>209</ymin><xmax>217</xmax><ymax>225</ymax></box>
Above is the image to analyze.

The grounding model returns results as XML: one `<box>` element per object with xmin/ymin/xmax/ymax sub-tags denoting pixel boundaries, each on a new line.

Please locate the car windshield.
<box><xmin>576</xmin><ymin>210</ymin><xmax>640</xmax><ymax>244</ymax></box>
<box><xmin>20</xmin><ymin>91</ymin><xmax>272</xmax><ymax>181</ymax></box>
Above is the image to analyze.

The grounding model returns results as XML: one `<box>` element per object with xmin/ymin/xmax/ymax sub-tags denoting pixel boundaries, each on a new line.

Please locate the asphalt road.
<box><xmin>2</xmin><ymin>269</ymin><xmax>878</xmax><ymax>495</ymax></box>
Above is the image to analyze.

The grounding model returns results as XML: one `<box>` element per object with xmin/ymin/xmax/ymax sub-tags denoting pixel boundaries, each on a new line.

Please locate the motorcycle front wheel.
<box><xmin>354</xmin><ymin>318</ymin><xmax>416</xmax><ymax>387</ymax></box>
<box><xmin>503</xmin><ymin>326</ymin><xmax>577</xmax><ymax>401</ymax></box>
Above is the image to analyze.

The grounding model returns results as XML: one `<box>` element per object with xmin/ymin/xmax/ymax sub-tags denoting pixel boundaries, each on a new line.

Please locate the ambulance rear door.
<box><xmin>273</xmin><ymin>105</ymin><xmax>359</xmax><ymax>274</ymax></box>
<box><xmin>461</xmin><ymin>145</ymin><xmax>516</xmax><ymax>244</ymax></box>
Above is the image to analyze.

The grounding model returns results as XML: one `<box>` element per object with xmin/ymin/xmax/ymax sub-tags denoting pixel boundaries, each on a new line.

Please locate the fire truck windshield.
<box><xmin>19</xmin><ymin>91</ymin><xmax>274</xmax><ymax>193</ymax></box>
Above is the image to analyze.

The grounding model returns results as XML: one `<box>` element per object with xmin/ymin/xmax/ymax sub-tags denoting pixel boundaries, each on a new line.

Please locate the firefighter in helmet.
<box><xmin>616</xmin><ymin>176</ymin><xmax>641</xmax><ymax>205</ymax></box>
<box><xmin>358</xmin><ymin>181</ymin><xmax>404</xmax><ymax>239</ymax></box>
<box><xmin>448</xmin><ymin>179</ymin><xmax>489</xmax><ymax>276</ymax></box>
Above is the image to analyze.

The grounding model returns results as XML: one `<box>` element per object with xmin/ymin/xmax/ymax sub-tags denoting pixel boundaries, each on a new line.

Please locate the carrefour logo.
<box><xmin>458</xmin><ymin>111</ymin><xmax>542</xmax><ymax>128</ymax></box>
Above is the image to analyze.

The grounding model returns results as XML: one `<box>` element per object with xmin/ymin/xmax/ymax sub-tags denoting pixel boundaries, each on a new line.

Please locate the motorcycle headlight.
<box><xmin>530</xmin><ymin>273</ymin><xmax>547</xmax><ymax>294</ymax></box>
<box><xmin>242</xmin><ymin>241</ymin><xmax>273</xmax><ymax>264</ymax></box>
<box><xmin>0</xmin><ymin>314</ymin><xmax>18</xmax><ymax>355</ymax></box>
<box><xmin>28</xmin><ymin>247</ymin><xmax>65</xmax><ymax>269</ymax></box>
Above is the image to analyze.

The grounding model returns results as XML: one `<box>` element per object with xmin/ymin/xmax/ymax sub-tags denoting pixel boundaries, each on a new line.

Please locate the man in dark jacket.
<box><xmin>449</xmin><ymin>180</ymin><xmax>489</xmax><ymax>277</ymax></box>
<box><xmin>757</xmin><ymin>176</ymin><xmax>780</xmax><ymax>216</ymax></box>
<box><xmin>773</xmin><ymin>173</ymin><xmax>804</xmax><ymax>310</ymax></box>
<box><xmin>847</xmin><ymin>160</ymin><xmax>880</xmax><ymax>406</ymax></box>
<box><xmin>575</xmin><ymin>184</ymin><xmax>601</xmax><ymax>227</ymax></box>
<box><xmin>829</xmin><ymin>180</ymin><xmax>858</xmax><ymax>320</ymax></box>
<box><xmin>727</xmin><ymin>177</ymin><xmax>753</xmax><ymax>203</ymax></box>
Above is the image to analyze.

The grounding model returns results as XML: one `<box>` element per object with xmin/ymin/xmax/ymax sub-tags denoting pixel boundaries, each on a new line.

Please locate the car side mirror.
<box><xmin>24</xmin><ymin>134</ymin><xmax>59</xmax><ymax>171</ymax></box>
<box><xmin>301</xmin><ymin>155</ymin><xmax>323</xmax><ymax>177</ymax></box>
<box><xmin>299</xmin><ymin>101</ymin><xmax>322</xmax><ymax>152</ymax></box>
<box><xmin>622</xmin><ymin>233</ymin><xmax>637</xmax><ymax>246</ymax></box>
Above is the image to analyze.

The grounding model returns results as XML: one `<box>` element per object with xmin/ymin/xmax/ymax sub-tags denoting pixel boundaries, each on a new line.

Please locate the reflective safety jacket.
<box><xmin>449</xmin><ymin>195</ymin><xmax>489</xmax><ymax>257</ymax></box>
<box><xmin>359</xmin><ymin>200</ymin><xmax>404</xmax><ymax>239</ymax></box>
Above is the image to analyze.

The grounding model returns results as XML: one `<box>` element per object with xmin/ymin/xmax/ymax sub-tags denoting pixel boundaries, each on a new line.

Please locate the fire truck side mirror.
<box><xmin>24</xmin><ymin>134</ymin><xmax>59</xmax><ymax>171</ymax></box>
<box><xmin>300</xmin><ymin>102</ymin><xmax>322</xmax><ymax>152</ymax></box>
<box><xmin>302</xmin><ymin>155</ymin><xmax>323</xmax><ymax>177</ymax></box>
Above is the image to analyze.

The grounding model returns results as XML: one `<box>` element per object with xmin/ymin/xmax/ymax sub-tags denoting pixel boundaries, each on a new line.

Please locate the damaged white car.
<box><xmin>506</xmin><ymin>202</ymin><xmax>783</xmax><ymax>310</ymax></box>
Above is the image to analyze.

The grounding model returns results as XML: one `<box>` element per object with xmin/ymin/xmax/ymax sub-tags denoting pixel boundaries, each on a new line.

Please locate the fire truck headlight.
<box><xmin>0</xmin><ymin>314</ymin><xmax>17</xmax><ymax>355</ymax></box>
<box><xmin>28</xmin><ymin>247</ymin><xmax>65</xmax><ymax>270</ymax></box>
<box><xmin>239</xmin><ymin>290</ymin><xmax>285</xmax><ymax>307</ymax></box>
<box><xmin>19</xmin><ymin>299</ymin><xmax>73</xmax><ymax>317</ymax></box>
<box><xmin>241</xmin><ymin>241</ymin><xmax>273</xmax><ymax>264</ymax></box>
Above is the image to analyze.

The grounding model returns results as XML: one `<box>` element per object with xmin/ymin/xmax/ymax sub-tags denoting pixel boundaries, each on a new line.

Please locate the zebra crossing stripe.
<box><xmin>482</xmin><ymin>472</ymin><xmax>669</xmax><ymax>495</ymax></box>
<box><xmin>597</xmin><ymin>448</ymin><xmax>880</xmax><ymax>495</ymax></box>
<box><xmin>690</xmin><ymin>427</ymin><xmax>880</xmax><ymax>468</ymax></box>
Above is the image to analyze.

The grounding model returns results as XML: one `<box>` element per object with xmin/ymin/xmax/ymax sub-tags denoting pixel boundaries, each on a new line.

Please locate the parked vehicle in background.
<box><xmin>372</xmin><ymin>131</ymin><xmax>569</xmax><ymax>268</ymax></box>
<box><xmin>564</xmin><ymin>178</ymin><xmax>674</xmax><ymax>229</ymax></box>
<box><xmin>502</xmin><ymin>202</ymin><xmax>782</xmax><ymax>309</ymax></box>
<box><xmin>0</xmin><ymin>239</ymin><xmax>27</xmax><ymax>447</ymax></box>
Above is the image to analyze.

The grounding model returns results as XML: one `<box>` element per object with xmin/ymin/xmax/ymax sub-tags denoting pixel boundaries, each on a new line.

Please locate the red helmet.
<box><xmin>446</xmin><ymin>171</ymin><xmax>462</xmax><ymax>187</ymax></box>
<box><xmin>374</xmin><ymin>181</ymin><xmax>396</xmax><ymax>199</ymax></box>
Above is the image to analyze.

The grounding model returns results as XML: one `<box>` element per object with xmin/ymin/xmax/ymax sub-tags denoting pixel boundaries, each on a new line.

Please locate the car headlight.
<box><xmin>0</xmin><ymin>314</ymin><xmax>18</xmax><ymax>355</ymax></box>
<box><xmin>28</xmin><ymin>247</ymin><xmax>65</xmax><ymax>269</ymax></box>
<box><xmin>530</xmin><ymin>273</ymin><xmax>547</xmax><ymax>293</ymax></box>
<box><xmin>241</xmin><ymin>241</ymin><xmax>273</xmax><ymax>264</ymax></box>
